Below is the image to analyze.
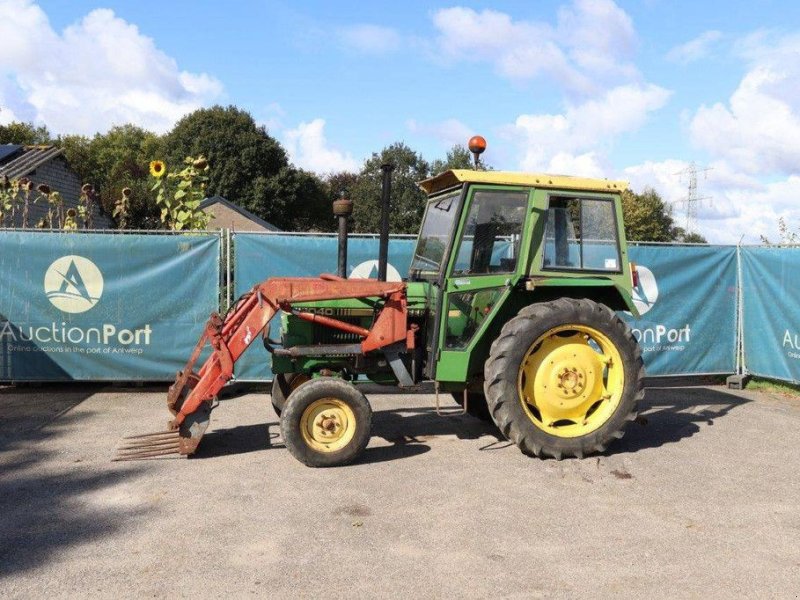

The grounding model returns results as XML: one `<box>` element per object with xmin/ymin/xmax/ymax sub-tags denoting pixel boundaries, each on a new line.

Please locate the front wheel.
<box><xmin>280</xmin><ymin>377</ymin><xmax>372</xmax><ymax>467</ymax></box>
<box><xmin>484</xmin><ymin>298</ymin><xmax>644</xmax><ymax>460</ymax></box>
<box><xmin>271</xmin><ymin>373</ymin><xmax>310</xmax><ymax>417</ymax></box>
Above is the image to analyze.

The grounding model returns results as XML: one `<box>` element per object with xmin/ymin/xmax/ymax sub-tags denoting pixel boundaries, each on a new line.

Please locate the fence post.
<box><xmin>735</xmin><ymin>243</ymin><xmax>745</xmax><ymax>375</ymax></box>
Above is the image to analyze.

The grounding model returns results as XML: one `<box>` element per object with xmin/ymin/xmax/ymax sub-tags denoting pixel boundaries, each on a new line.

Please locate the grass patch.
<box><xmin>746</xmin><ymin>377</ymin><xmax>800</xmax><ymax>397</ymax></box>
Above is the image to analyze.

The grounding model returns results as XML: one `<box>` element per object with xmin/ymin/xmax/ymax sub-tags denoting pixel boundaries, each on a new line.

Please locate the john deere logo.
<box><xmin>631</xmin><ymin>265</ymin><xmax>658</xmax><ymax>315</ymax></box>
<box><xmin>44</xmin><ymin>256</ymin><xmax>104</xmax><ymax>313</ymax></box>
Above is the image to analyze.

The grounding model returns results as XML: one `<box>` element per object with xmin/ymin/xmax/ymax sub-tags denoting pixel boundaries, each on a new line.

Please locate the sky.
<box><xmin>1</xmin><ymin>0</ymin><xmax>799</xmax><ymax>243</ymax></box>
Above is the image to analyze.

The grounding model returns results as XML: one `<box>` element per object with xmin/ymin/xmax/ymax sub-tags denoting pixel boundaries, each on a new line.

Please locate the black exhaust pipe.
<box><xmin>378</xmin><ymin>163</ymin><xmax>394</xmax><ymax>281</ymax></box>
<box><xmin>332</xmin><ymin>192</ymin><xmax>353</xmax><ymax>278</ymax></box>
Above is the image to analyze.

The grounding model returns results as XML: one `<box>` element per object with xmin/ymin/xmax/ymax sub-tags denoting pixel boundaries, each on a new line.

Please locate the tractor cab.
<box><xmin>410</xmin><ymin>169</ymin><xmax>636</xmax><ymax>386</ymax></box>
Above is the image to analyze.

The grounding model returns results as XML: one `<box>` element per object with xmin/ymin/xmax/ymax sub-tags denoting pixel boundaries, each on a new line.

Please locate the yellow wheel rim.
<box><xmin>517</xmin><ymin>324</ymin><xmax>624</xmax><ymax>438</ymax></box>
<box><xmin>300</xmin><ymin>398</ymin><xmax>357</xmax><ymax>453</ymax></box>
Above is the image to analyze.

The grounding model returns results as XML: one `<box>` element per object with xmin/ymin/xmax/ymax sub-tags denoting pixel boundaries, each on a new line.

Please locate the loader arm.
<box><xmin>116</xmin><ymin>275</ymin><xmax>407</xmax><ymax>460</ymax></box>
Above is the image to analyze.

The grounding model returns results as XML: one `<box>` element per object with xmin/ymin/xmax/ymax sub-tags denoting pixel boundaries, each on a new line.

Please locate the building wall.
<box><xmin>4</xmin><ymin>157</ymin><xmax>111</xmax><ymax>229</ymax></box>
<box><xmin>204</xmin><ymin>203</ymin><xmax>271</xmax><ymax>232</ymax></box>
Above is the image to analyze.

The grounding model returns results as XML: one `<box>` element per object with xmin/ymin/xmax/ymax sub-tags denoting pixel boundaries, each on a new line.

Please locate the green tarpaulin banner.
<box><xmin>624</xmin><ymin>245</ymin><xmax>738</xmax><ymax>376</ymax></box>
<box><xmin>0</xmin><ymin>231</ymin><xmax>220</xmax><ymax>381</ymax></box>
<box><xmin>741</xmin><ymin>247</ymin><xmax>800</xmax><ymax>383</ymax></box>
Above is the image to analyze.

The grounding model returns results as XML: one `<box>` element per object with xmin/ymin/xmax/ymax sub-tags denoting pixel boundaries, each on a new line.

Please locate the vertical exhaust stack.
<box><xmin>378</xmin><ymin>163</ymin><xmax>394</xmax><ymax>282</ymax></box>
<box><xmin>332</xmin><ymin>192</ymin><xmax>353</xmax><ymax>278</ymax></box>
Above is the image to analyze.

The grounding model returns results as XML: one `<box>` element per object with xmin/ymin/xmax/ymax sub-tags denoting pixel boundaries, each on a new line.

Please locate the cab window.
<box><xmin>543</xmin><ymin>197</ymin><xmax>621</xmax><ymax>272</ymax></box>
<box><xmin>452</xmin><ymin>190</ymin><xmax>528</xmax><ymax>275</ymax></box>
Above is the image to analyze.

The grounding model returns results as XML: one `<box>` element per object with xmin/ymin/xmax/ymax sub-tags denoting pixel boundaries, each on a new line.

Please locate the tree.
<box><xmin>326</xmin><ymin>171</ymin><xmax>359</xmax><ymax>201</ymax></box>
<box><xmin>430</xmin><ymin>144</ymin><xmax>473</xmax><ymax>175</ymax></box>
<box><xmin>0</xmin><ymin>121</ymin><xmax>52</xmax><ymax>145</ymax></box>
<box><xmin>621</xmin><ymin>187</ymin><xmax>678</xmax><ymax>242</ymax></box>
<box><xmin>60</xmin><ymin>125</ymin><xmax>163</xmax><ymax>228</ymax></box>
<box><xmin>254</xmin><ymin>166</ymin><xmax>333</xmax><ymax>231</ymax></box>
<box><xmin>351</xmin><ymin>142</ymin><xmax>430</xmax><ymax>234</ymax></box>
<box><xmin>673</xmin><ymin>229</ymin><xmax>708</xmax><ymax>244</ymax></box>
<box><xmin>162</xmin><ymin>105</ymin><xmax>289</xmax><ymax>221</ymax></box>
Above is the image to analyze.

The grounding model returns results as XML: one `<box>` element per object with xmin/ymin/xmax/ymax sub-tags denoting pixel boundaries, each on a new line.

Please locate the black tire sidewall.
<box><xmin>280</xmin><ymin>377</ymin><xmax>372</xmax><ymax>467</ymax></box>
<box><xmin>271</xmin><ymin>372</ymin><xmax>308</xmax><ymax>416</ymax></box>
<box><xmin>484</xmin><ymin>299</ymin><xmax>642</xmax><ymax>458</ymax></box>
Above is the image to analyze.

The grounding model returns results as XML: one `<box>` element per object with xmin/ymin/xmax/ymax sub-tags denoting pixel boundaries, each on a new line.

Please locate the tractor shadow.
<box><xmin>195</xmin><ymin>382</ymin><xmax>752</xmax><ymax>462</ymax></box>
<box><xmin>612</xmin><ymin>384</ymin><xmax>752</xmax><ymax>455</ymax></box>
<box><xmin>195</xmin><ymin>400</ymin><xmax>504</xmax><ymax>463</ymax></box>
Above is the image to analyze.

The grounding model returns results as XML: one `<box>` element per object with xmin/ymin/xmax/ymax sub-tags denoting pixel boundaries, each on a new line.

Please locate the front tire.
<box><xmin>484</xmin><ymin>298</ymin><xmax>643</xmax><ymax>460</ymax></box>
<box><xmin>271</xmin><ymin>373</ymin><xmax>310</xmax><ymax>417</ymax></box>
<box><xmin>280</xmin><ymin>377</ymin><xmax>372</xmax><ymax>467</ymax></box>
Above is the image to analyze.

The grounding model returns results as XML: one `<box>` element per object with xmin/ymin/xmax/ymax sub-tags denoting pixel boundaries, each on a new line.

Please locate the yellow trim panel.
<box><xmin>418</xmin><ymin>169</ymin><xmax>628</xmax><ymax>195</ymax></box>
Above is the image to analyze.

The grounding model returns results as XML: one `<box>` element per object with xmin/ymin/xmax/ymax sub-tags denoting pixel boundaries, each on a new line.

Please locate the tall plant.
<box><xmin>150</xmin><ymin>156</ymin><xmax>211</xmax><ymax>231</ymax></box>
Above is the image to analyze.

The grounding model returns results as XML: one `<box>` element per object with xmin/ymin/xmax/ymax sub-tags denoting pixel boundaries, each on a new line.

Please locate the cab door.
<box><xmin>434</xmin><ymin>185</ymin><xmax>533</xmax><ymax>383</ymax></box>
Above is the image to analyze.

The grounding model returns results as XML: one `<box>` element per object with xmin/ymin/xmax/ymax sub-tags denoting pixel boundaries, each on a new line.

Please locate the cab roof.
<box><xmin>418</xmin><ymin>169</ymin><xmax>628</xmax><ymax>196</ymax></box>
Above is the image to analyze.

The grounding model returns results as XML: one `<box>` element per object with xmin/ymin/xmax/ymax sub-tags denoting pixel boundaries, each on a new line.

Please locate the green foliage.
<box><xmin>0</xmin><ymin>121</ymin><xmax>52</xmax><ymax>145</ymax></box>
<box><xmin>60</xmin><ymin>125</ymin><xmax>163</xmax><ymax>229</ymax></box>
<box><xmin>673</xmin><ymin>229</ymin><xmax>708</xmax><ymax>244</ymax></box>
<box><xmin>351</xmin><ymin>142</ymin><xmax>430</xmax><ymax>234</ymax></box>
<box><xmin>430</xmin><ymin>144</ymin><xmax>474</xmax><ymax>175</ymax></box>
<box><xmin>162</xmin><ymin>105</ymin><xmax>288</xmax><ymax>219</ymax></box>
<box><xmin>254</xmin><ymin>166</ymin><xmax>333</xmax><ymax>231</ymax></box>
<box><xmin>151</xmin><ymin>156</ymin><xmax>211</xmax><ymax>231</ymax></box>
<box><xmin>621</xmin><ymin>187</ymin><xmax>676</xmax><ymax>242</ymax></box>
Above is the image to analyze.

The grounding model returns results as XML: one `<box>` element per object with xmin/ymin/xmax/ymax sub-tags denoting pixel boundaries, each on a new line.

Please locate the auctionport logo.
<box><xmin>44</xmin><ymin>255</ymin><xmax>103</xmax><ymax>314</ymax></box>
<box><xmin>350</xmin><ymin>260</ymin><xmax>402</xmax><ymax>282</ymax></box>
<box><xmin>631</xmin><ymin>265</ymin><xmax>658</xmax><ymax>315</ymax></box>
<box><xmin>629</xmin><ymin>264</ymin><xmax>691</xmax><ymax>350</ymax></box>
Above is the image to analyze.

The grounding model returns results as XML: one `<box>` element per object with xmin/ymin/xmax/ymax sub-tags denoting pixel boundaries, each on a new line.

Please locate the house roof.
<box><xmin>418</xmin><ymin>169</ymin><xmax>628</xmax><ymax>195</ymax></box>
<box><xmin>199</xmin><ymin>196</ymin><xmax>280</xmax><ymax>231</ymax></box>
<box><xmin>0</xmin><ymin>145</ymin><xmax>65</xmax><ymax>179</ymax></box>
<box><xmin>0</xmin><ymin>144</ymin><xmax>23</xmax><ymax>163</ymax></box>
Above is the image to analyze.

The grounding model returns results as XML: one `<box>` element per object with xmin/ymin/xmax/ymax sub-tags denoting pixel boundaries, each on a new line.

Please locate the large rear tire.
<box><xmin>484</xmin><ymin>298</ymin><xmax>643</xmax><ymax>460</ymax></box>
<box><xmin>271</xmin><ymin>373</ymin><xmax>310</xmax><ymax>417</ymax></box>
<box><xmin>280</xmin><ymin>377</ymin><xmax>372</xmax><ymax>467</ymax></box>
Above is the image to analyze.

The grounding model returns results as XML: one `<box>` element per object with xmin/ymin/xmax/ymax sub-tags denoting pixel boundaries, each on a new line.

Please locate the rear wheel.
<box><xmin>271</xmin><ymin>373</ymin><xmax>310</xmax><ymax>417</ymax></box>
<box><xmin>484</xmin><ymin>298</ymin><xmax>643</xmax><ymax>460</ymax></box>
<box><xmin>280</xmin><ymin>377</ymin><xmax>372</xmax><ymax>467</ymax></box>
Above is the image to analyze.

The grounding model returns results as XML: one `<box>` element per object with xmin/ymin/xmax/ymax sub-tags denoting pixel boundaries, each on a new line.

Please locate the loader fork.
<box><xmin>115</xmin><ymin>275</ymin><xmax>407</xmax><ymax>461</ymax></box>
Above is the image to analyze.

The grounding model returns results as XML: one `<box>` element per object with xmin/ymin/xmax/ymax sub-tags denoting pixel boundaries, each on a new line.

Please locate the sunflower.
<box><xmin>149</xmin><ymin>160</ymin><xmax>166</xmax><ymax>178</ymax></box>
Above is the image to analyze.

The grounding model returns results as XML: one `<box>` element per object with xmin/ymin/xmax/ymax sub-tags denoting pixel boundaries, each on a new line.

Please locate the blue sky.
<box><xmin>2</xmin><ymin>0</ymin><xmax>800</xmax><ymax>242</ymax></box>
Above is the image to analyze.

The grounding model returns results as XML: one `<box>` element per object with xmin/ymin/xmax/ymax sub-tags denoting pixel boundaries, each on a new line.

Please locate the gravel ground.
<box><xmin>1</xmin><ymin>382</ymin><xmax>799</xmax><ymax>599</ymax></box>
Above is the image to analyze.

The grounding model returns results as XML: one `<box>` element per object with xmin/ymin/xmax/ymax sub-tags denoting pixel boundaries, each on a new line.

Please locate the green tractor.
<box><xmin>268</xmin><ymin>154</ymin><xmax>643</xmax><ymax>466</ymax></box>
<box><xmin>120</xmin><ymin>139</ymin><xmax>643</xmax><ymax>466</ymax></box>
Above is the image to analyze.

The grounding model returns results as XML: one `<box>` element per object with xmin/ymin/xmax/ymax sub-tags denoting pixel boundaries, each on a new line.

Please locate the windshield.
<box><xmin>410</xmin><ymin>190</ymin><xmax>460</xmax><ymax>276</ymax></box>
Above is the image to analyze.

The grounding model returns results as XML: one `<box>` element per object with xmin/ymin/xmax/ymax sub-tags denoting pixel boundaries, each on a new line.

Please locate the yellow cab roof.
<box><xmin>418</xmin><ymin>169</ymin><xmax>628</xmax><ymax>195</ymax></box>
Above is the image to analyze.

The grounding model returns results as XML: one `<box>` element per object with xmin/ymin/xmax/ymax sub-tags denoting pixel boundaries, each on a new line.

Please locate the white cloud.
<box><xmin>407</xmin><ymin>118</ymin><xmax>472</xmax><ymax>149</ymax></box>
<box><xmin>283</xmin><ymin>118</ymin><xmax>359</xmax><ymax>174</ymax></box>
<box><xmin>666</xmin><ymin>30</ymin><xmax>723</xmax><ymax>64</ymax></box>
<box><xmin>431</xmin><ymin>1</ymin><xmax>638</xmax><ymax>94</ymax></box>
<box><xmin>689</xmin><ymin>31</ymin><xmax>800</xmax><ymax>176</ymax></box>
<box><xmin>338</xmin><ymin>24</ymin><xmax>402</xmax><ymax>54</ymax></box>
<box><xmin>0</xmin><ymin>1</ymin><xmax>223</xmax><ymax>134</ymax></box>
<box><xmin>622</xmin><ymin>157</ymin><xmax>800</xmax><ymax>244</ymax></box>
<box><xmin>508</xmin><ymin>83</ymin><xmax>671</xmax><ymax>173</ymax></box>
